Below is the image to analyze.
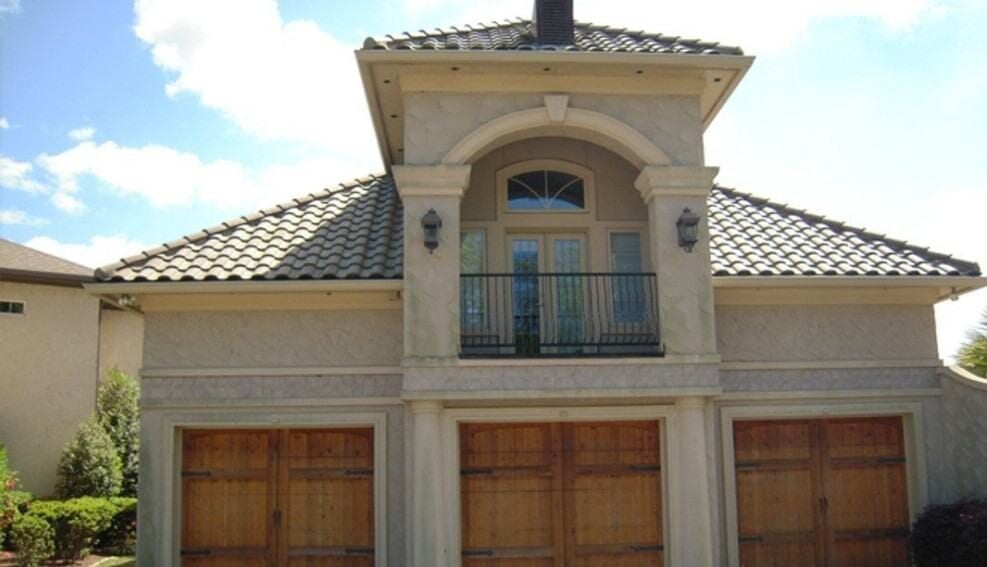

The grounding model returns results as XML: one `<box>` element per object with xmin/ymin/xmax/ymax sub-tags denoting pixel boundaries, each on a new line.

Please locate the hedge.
<box><xmin>27</xmin><ymin>497</ymin><xmax>121</xmax><ymax>560</ymax></box>
<box><xmin>9</xmin><ymin>513</ymin><xmax>54</xmax><ymax>567</ymax></box>
<box><xmin>912</xmin><ymin>498</ymin><xmax>987</xmax><ymax>566</ymax></box>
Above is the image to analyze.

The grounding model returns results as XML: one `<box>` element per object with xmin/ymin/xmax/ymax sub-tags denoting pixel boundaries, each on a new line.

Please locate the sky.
<box><xmin>0</xmin><ymin>0</ymin><xmax>984</xmax><ymax>361</ymax></box>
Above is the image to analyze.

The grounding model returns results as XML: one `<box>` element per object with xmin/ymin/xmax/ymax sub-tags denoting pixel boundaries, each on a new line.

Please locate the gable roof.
<box><xmin>363</xmin><ymin>19</ymin><xmax>744</xmax><ymax>56</ymax></box>
<box><xmin>1</xmin><ymin>238</ymin><xmax>94</xmax><ymax>285</ymax></box>
<box><xmin>95</xmin><ymin>176</ymin><xmax>980</xmax><ymax>283</ymax></box>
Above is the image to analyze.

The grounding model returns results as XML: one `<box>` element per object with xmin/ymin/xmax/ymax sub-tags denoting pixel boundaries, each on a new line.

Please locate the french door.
<box><xmin>507</xmin><ymin>234</ymin><xmax>586</xmax><ymax>355</ymax></box>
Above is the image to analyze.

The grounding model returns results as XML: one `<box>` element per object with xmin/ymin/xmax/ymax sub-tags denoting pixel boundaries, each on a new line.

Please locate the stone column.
<box><xmin>410</xmin><ymin>400</ymin><xmax>448</xmax><ymax>566</ymax></box>
<box><xmin>674</xmin><ymin>396</ymin><xmax>715</xmax><ymax>567</ymax></box>
<box><xmin>635</xmin><ymin>165</ymin><xmax>719</xmax><ymax>357</ymax></box>
<box><xmin>393</xmin><ymin>165</ymin><xmax>472</xmax><ymax>364</ymax></box>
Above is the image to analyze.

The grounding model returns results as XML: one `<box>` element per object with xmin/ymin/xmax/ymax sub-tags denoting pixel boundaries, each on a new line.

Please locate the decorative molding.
<box><xmin>717</xmin><ymin>388</ymin><xmax>942</xmax><ymax>401</ymax></box>
<box><xmin>140</xmin><ymin>366</ymin><xmax>404</xmax><ymax>378</ymax></box>
<box><xmin>441</xmin><ymin>106</ymin><xmax>672</xmax><ymax>167</ymax></box>
<box><xmin>402</xmin><ymin>387</ymin><xmax>723</xmax><ymax>401</ymax></box>
<box><xmin>634</xmin><ymin>165</ymin><xmax>719</xmax><ymax>201</ymax></box>
<box><xmin>455</xmin><ymin>353</ymin><xmax>721</xmax><ymax>367</ymax></box>
<box><xmin>941</xmin><ymin>365</ymin><xmax>987</xmax><ymax>391</ymax></box>
<box><xmin>544</xmin><ymin>94</ymin><xmax>569</xmax><ymax>123</ymax></box>
<box><xmin>719</xmin><ymin>359</ymin><xmax>943</xmax><ymax>371</ymax></box>
<box><xmin>84</xmin><ymin>279</ymin><xmax>402</xmax><ymax>296</ymax></box>
<box><xmin>392</xmin><ymin>164</ymin><xmax>472</xmax><ymax>198</ymax></box>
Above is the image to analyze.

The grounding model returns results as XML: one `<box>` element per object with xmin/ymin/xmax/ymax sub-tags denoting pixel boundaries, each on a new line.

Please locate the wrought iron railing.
<box><xmin>460</xmin><ymin>272</ymin><xmax>662</xmax><ymax>357</ymax></box>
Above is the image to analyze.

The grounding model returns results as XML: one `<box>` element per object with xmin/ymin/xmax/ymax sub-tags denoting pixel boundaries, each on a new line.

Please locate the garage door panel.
<box><xmin>462</xmin><ymin>421</ymin><xmax>662</xmax><ymax>566</ymax></box>
<box><xmin>184</xmin><ymin>478</ymin><xmax>271</xmax><ymax>548</ymax></box>
<box><xmin>183</xmin><ymin>428</ymin><xmax>374</xmax><ymax>567</ymax></box>
<box><xmin>739</xmin><ymin>541</ymin><xmax>817</xmax><ymax>567</ymax></box>
<box><xmin>829</xmin><ymin>539</ymin><xmax>909</xmax><ymax>567</ymax></box>
<box><xmin>569</xmin><ymin>474</ymin><xmax>661</xmax><ymax>546</ymax></box>
<box><xmin>733</xmin><ymin>417</ymin><xmax>909</xmax><ymax>567</ymax></box>
<box><xmin>736</xmin><ymin>468</ymin><xmax>816</xmax><ymax>535</ymax></box>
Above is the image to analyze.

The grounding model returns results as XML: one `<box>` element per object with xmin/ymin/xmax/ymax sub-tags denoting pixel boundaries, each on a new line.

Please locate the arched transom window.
<box><xmin>506</xmin><ymin>170</ymin><xmax>585</xmax><ymax>211</ymax></box>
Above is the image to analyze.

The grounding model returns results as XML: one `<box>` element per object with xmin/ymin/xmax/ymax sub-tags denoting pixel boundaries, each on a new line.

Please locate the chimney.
<box><xmin>533</xmin><ymin>0</ymin><xmax>574</xmax><ymax>46</ymax></box>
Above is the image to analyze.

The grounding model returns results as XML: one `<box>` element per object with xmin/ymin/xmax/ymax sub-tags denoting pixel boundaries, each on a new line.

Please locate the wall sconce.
<box><xmin>421</xmin><ymin>208</ymin><xmax>442</xmax><ymax>253</ymax></box>
<box><xmin>676</xmin><ymin>207</ymin><xmax>701</xmax><ymax>252</ymax></box>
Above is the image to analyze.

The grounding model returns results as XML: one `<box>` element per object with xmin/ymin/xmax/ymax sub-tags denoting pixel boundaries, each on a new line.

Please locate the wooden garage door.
<box><xmin>181</xmin><ymin>428</ymin><xmax>374</xmax><ymax>567</ymax></box>
<box><xmin>734</xmin><ymin>417</ymin><xmax>909</xmax><ymax>567</ymax></box>
<box><xmin>460</xmin><ymin>421</ymin><xmax>663</xmax><ymax>566</ymax></box>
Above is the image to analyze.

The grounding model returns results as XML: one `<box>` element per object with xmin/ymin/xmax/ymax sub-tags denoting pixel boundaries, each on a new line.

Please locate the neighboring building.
<box><xmin>89</xmin><ymin>2</ymin><xmax>986</xmax><ymax>565</ymax></box>
<box><xmin>0</xmin><ymin>238</ymin><xmax>143</xmax><ymax>496</ymax></box>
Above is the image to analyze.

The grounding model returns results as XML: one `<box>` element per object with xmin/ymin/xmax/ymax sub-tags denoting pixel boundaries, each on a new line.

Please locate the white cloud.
<box><xmin>0</xmin><ymin>209</ymin><xmax>49</xmax><ymax>227</ymax></box>
<box><xmin>133</xmin><ymin>0</ymin><xmax>377</xmax><ymax>159</ymax></box>
<box><xmin>0</xmin><ymin>117</ymin><xmax>9</xmax><ymax>129</ymax></box>
<box><xmin>36</xmin><ymin>139</ymin><xmax>375</xmax><ymax>212</ymax></box>
<box><xmin>416</xmin><ymin>0</ymin><xmax>941</xmax><ymax>52</ymax></box>
<box><xmin>50</xmin><ymin>192</ymin><xmax>87</xmax><ymax>214</ymax></box>
<box><xmin>68</xmin><ymin>127</ymin><xmax>95</xmax><ymax>141</ymax></box>
<box><xmin>0</xmin><ymin>0</ymin><xmax>20</xmax><ymax>15</ymax></box>
<box><xmin>23</xmin><ymin>235</ymin><xmax>148</xmax><ymax>269</ymax></box>
<box><xmin>0</xmin><ymin>155</ymin><xmax>46</xmax><ymax>193</ymax></box>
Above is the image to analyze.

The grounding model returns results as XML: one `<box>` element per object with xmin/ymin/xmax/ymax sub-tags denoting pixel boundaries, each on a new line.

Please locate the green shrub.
<box><xmin>958</xmin><ymin>310</ymin><xmax>987</xmax><ymax>377</ymax></box>
<box><xmin>30</xmin><ymin>497</ymin><xmax>117</xmax><ymax>560</ymax></box>
<box><xmin>95</xmin><ymin>496</ymin><xmax>138</xmax><ymax>555</ymax></box>
<box><xmin>9</xmin><ymin>514</ymin><xmax>54</xmax><ymax>567</ymax></box>
<box><xmin>1</xmin><ymin>443</ymin><xmax>31</xmax><ymax>549</ymax></box>
<box><xmin>96</xmin><ymin>369</ymin><xmax>140</xmax><ymax>496</ymax></box>
<box><xmin>55</xmin><ymin>417</ymin><xmax>122</xmax><ymax>498</ymax></box>
<box><xmin>912</xmin><ymin>499</ymin><xmax>987</xmax><ymax>566</ymax></box>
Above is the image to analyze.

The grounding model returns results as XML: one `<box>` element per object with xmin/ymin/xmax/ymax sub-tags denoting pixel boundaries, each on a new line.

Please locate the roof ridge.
<box><xmin>95</xmin><ymin>174</ymin><xmax>389</xmax><ymax>279</ymax></box>
<box><xmin>712</xmin><ymin>185</ymin><xmax>981</xmax><ymax>272</ymax></box>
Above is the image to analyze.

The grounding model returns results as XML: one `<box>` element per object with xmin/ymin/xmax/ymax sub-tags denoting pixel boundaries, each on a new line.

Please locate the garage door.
<box><xmin>460</xmin><ymin>421</ymin><xmax>663</xmax><ymax>566</ymax></box>
<box><xmin>181</xmin><ymin>428</ymin><xmax>375</xmax><ymax>566</ymax></box>
<box><xmin>734</xmin><ymin>417</ymin><xmax>910</xmax><ymax>567</ymax></box>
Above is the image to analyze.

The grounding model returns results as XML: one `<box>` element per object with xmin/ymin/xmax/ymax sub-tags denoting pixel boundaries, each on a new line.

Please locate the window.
<box><xmin>0</xmin><ymin>300</ymin><xmax>25</xmax><ymax>315</ymax></box>
<box><xmin>461</xmin><ymin>231</ymin><xmax>487</xmax><ymax>330</ymax></box>
<box><xmin>506</xmin><ymin>170</ymin><xmax>585</xmax><ymax>211</ymax></box>
<box><xmin>609</xmin><ymin>233</ymin><xmax>644</xmax><ymax>323</ymax></box>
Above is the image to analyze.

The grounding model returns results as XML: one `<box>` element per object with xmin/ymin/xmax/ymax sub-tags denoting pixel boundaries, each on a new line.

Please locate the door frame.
<box><xmin>158</xmin><ymin>409</ymin><xmax>390</xmax><ymax>567</ymax></box>
<box><xmin>441</xmin><ymin>404</ymin><xmax>677</xmax><ymax>567</ymax></box>
<box><xmin>719</xmin><ymin>402</ymin><xmax>928</xmax><ymax>567</ymax></box>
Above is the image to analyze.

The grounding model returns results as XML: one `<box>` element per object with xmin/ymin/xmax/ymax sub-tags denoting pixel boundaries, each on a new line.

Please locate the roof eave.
<box><xmin>84</xmin><ymin>279</ymin><xmax>404</xmax><ymax>295</ymax></box>
<box><xmin>0</xmin><ymin>267</ymin><xmax>94</xmax><ymax>288</ymax></box>
<box><xmin>712</xmin><ymin>275</ymin><xmax>986</xmax><ymax>303</ymax></box>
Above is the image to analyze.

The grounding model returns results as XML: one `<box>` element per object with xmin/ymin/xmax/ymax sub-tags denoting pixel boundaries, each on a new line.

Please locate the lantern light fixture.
<box><xmin>676</xmin><ymin>207</ymin><xmax>701</xmax><ymax>253</ymax></box>
<box><xmin>421</xmin><ymin>209</ymin><xmax>442</xmax><ymax>253</ymax></box>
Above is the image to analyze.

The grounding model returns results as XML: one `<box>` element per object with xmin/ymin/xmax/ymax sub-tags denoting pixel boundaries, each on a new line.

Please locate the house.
<box><xmin>0</xmin><ymin>238</ymin><xmax>143</xmax><ymax>495</ymax></box>
<box><xmin>86</xmin><ymin>2</ymin><xmax>987</xmax><ymax>565</ymax></box>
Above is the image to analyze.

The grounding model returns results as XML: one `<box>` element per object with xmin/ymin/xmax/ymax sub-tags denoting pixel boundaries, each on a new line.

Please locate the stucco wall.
<box><xmin>404</xmin><ymin>93</ymin><xmax>704</xmax><ymax>166</ymax></box>
<box><xmin>463</xmin><ymin>136</ymin><xmax>646</xmax><ymax>223</ymax></box>
<box><xmin>938</xmin><ymin>370</ymin><xmax>987</xmax><ymax>501</ymax></box>
<box><xmin>98</xmin><ymin>307</ymin><xmax>144</xmax><ymax>380</ymax></box>
<box><xmin>0</xmin><ymin>282</ymin><xmax>99</xmax><ymax>495</ymax></box>
<box><xmin>716</xmin><ymin>304</ymin><xmax>938</xmax><ymax>362</ymax></box>
<box><xmin>143</xmin><ymin>309</ymin><xmax>402</xmax><ymax>369</ymax></box>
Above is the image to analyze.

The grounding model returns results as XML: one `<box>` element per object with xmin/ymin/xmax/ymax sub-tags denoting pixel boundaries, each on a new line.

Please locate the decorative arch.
<box><xmin>441</xmin><ymin>106</ymin><xmax>673</xmax><ymax>168</ymax></box>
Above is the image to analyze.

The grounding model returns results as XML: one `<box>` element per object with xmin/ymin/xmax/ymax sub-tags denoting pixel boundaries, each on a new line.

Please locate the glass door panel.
<box><xmin>551</xmin><ymin>237</ymin><xmax>585</xmax><ymax>353</ymax></box>
<box><xmin>510</xmin><ymin>237</ymin><xmax>542</xmax><ymax>356</ymax></box>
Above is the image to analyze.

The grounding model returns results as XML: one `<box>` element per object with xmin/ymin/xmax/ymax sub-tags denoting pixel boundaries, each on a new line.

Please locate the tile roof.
<box><xmin>95</xmin><ymin>178</ymin><xmax>981</xmax><ymax>283</ymax></box>
<box><xmin>96</xmin><ymin>175</ymin><xmax>402</xmax><ymax>282</ymax></box>
<box><xmin>363</xmin><ymin>19</ymin><xmax>744</xmax><ymax>56</ymax></box>
<box><xmin>0</xmin><ymin>238</ymin><xmax>94</xmax><ymax>278</ymax></box>
<box><xmin>709</xmin><ymin>187</ymin><xmax>980</xmax><ymax>277</ymax></box>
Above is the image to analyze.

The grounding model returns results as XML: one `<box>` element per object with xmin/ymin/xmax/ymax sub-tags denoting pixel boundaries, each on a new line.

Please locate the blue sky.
<box><xmin>1</xmin><ymin>0</ymin><xmax>985</xmax><ymax>360</ymax></box>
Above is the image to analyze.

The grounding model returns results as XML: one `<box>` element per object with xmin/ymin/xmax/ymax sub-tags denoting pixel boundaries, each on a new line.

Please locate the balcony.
<box><xmin>460</xmin><ymin>273</ymin><xmax>662</xmax><ymax>358</ymax></box>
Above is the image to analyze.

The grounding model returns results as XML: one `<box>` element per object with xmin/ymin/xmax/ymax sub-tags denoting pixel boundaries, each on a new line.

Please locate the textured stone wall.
<box><xmin>721</xmin><ymin>367</ymin><xmax>939</xmax><ymax>392</ymax></box>
<box><xmin>938</xmin><ymin>371</ymin><xmax>987</xmax><ymax>501</ymax></box>
<box><xmin>404</xmin><ymin>363</ymin><xmax>718</xmax><ymax>393</ymax></box>
<box><xmin>141</xmin><ymin>374</ymin><xmax>402</xmax><ymax>402</ymax></box>
<box><xmin>716</xmin><ymin>304</ymin><xmax>938</xmax><ymax>362</ymax></box>
<box><xmin>404</xmin><ymin>93</ymin><xmax>704</xmax><ymax>166</ymax></box>
<box><xmin>143</xmin><ymin>309</ymin><xmax>402</xmax><ymax>369</ymax></box>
